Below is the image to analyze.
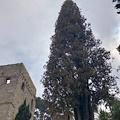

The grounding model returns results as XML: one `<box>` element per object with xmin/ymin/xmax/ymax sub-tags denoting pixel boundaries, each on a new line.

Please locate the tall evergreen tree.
<box><xmin>15</xmin><ymin>100</ymin><xmax>31</xmax><ymax>120</ymax></box>
<box><xmin>42</xmin><ymin>0</ymin><xmax>119</xmax><ymax>120</ymax></box>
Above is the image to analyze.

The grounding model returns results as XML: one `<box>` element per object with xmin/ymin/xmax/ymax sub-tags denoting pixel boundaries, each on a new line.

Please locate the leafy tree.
<box><xmin>35</xmin><ymin>97</ymin><xmax>52</xmax><ymax>120</ymax></box>
<box><xmin>98</xmin><ymin>100</ymin><xmax>120</xmax><ymax>120</ymax></box>
<box><xmin>36</xmin><ymin>97</ymin><xmax>47</xmax><ymax>115</ymax></box>
<box><xmin>35</xmin><ymin>97</ymin><xmax>71</xmax><ymax>120</ymax></box>
<box><xmin>15</xmin><ymin>100</ymin><xmax>31</xmax><ymax>120</ymax></box>
<box><xmin>42</xmin><ymin>0</ymin><xmax>119</xmax><ymax>120</ymax></box>
<box><xmin>98</xmin><ymin>109</ymin><xmax>110</xmax><ymax>120</ymax></box>
<box><xmin>111</xmin><ymin>100</ymin><xmax>120</xmax><ymax>120</ymax></box>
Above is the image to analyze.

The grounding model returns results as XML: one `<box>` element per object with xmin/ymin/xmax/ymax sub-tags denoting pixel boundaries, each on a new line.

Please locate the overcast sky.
<box><xmin>0</xmin><ymin>0</ymin><xmax>120</xmax><ymax>97</ymax></box>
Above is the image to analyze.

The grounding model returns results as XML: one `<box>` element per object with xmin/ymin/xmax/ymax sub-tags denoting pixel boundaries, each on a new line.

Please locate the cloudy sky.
<box><xmin>0</xmin><ymin>0</ymin><xmax>120</xmax><ymax>97</ymax></box>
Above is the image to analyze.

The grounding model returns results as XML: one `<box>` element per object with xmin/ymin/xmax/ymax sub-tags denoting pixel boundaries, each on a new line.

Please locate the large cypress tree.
<box><xmin>42</xmin><ymin>0</ymin><xmax>119</xmax><ymax>120</ymax></box>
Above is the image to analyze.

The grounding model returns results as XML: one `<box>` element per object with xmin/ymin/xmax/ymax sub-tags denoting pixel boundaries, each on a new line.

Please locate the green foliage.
<box><xmin>98</xmin><ymin>100</ymin><xmax>120</xmax><ymax>120</ymax></box>
<box><xmin>111</xmin><ymin>101</ymin><xmax>120</xmax><ymax>120</ymax></box>
<box><xmin>36</xmin><ymin>97</ymin><xmax>48</xmax><ymax>112</ymax></box>
<box><xmin>15</xmin><ymin>100</ymin><xmax>31</xmax><ymax>120</ymax></box>
<box><xmin>42</xmin><ymin>0</ymin><xmax>119</xmax><ymax>120</ymax></box>
<box><xmin>35</xmin><ymin>97</ymin><xmax>52</xmax><ymax>120</ymax></box>
<box><xmin>99</xmin><ymin>109</ymin><xmax>110</xmax><ymax>120</ymax></box>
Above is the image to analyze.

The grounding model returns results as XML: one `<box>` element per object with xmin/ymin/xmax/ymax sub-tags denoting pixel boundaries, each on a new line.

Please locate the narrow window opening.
<box><xmin>21</xmin><ymin>82</ymin><xmax>25</xmax><ymax>91</ymax></box>
<box><xmin>6</xmin><ymin>77</ymin><xmax>11</xmax><ymax>84</ymax></box>
<box><xmin>31</xmin><ymin>99</ymin><xmax>33</xmax><ymax>111</ymax></box>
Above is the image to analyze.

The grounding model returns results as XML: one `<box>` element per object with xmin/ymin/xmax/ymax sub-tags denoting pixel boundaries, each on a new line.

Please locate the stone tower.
<box><xmin>0</xmin><ymin>63</ymin><xmax>36</xmax><ymax>120</ymax></box>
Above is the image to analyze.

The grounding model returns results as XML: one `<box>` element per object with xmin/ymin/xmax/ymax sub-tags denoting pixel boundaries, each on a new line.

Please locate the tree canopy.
<box><xmin>112</xmin><ymin>0</ymin><xmax>120</xmax><ymax>14</ymax></box>
<box><xmin>35</xmin><ymin>97</ymin><xmax>51</xmax><ymax>120</ymax></box>
<box><xmin>42</xmin><ymin>0</ymin><xmax>119</xmax><ymax>120</ymax></box>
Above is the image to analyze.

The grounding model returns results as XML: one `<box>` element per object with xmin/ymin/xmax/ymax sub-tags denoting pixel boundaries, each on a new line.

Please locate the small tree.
<box><xmin>15</xmin><ymin>100</ymin><xmax>31</xmax><ymax>120</ymax></box>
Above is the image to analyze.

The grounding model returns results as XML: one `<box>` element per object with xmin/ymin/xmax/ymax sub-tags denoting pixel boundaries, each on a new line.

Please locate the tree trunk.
<box><xmin>68</xmin><ymin>114</ymin><xmax>70</xmax><ymax>120</ymax></box>
<box><xmin>74</xmin><ymin>89</ymin><xmax>94</xmax><ymax>120</ymax></box>
<box><xmin>74</xmin><ymin>107</ymin><xmax>81</xmax><ymax>120</ymax></box>
<box><xmin>88</xmin><ymin>94</ymin><xmax>94</xmax><ymax>120</ymax></box>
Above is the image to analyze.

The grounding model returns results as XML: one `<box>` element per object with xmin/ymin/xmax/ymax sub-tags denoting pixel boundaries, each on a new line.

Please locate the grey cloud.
<box><xmin>0</xmin><ymin>0</ymin><xmax>120</xmax><ymax>97</ymax></box>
